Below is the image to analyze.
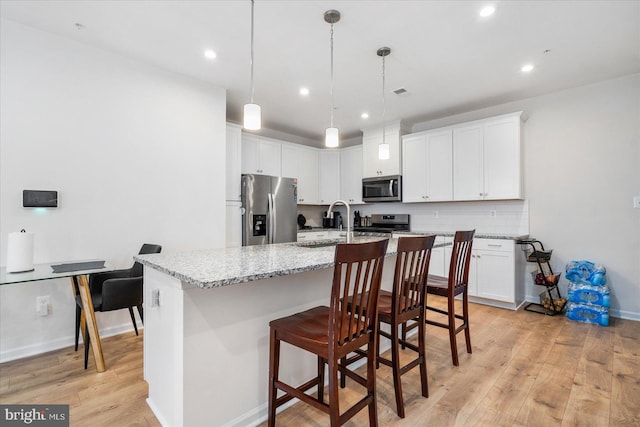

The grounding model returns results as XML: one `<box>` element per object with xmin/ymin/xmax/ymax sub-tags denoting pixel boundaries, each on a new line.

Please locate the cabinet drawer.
<box><xmin>473</xmin><ymin>238</ymin><xmax>513</xmax><ymax>252</ymax></box>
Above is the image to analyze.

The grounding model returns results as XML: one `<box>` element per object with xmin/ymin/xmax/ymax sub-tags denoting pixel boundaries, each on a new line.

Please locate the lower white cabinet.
<box><xmin>442</xmin><ymin>238</ymin><xmax>520</xmax><ymax>309</ymax></box>
<box><xmin>429</xmin><ymin>236</ymin><xmax>452</xmax><ymax>277</ymax></box>
<box><xmin>470</xmin><ymin>239</ymin><xmax>516</xmax><ymax>302</ymax></box>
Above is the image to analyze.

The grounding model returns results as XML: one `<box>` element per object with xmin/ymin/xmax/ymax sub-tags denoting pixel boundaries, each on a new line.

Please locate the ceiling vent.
<box><xmin>392</xmin><ymin>87</ymin><xmax>408</xmax><ymax>96</ymax></box>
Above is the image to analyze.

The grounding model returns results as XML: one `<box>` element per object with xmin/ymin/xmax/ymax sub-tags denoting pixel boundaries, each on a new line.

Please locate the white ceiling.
<box><xmin>1</xmin><ymin>1</ymin><xmax>639</xmax><ymax>147</ymax></box>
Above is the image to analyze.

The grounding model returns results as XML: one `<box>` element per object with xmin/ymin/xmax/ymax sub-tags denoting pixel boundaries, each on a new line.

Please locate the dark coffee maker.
<box><xmin>322</xmin><ymin>211</ymin><xmax>341</xmax><ymax>228</ymax></box>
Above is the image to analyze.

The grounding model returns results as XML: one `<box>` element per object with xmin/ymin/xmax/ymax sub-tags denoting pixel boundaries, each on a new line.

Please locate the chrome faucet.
<box><xmin>327</xmin><ymin>200</ymin><xmax>352</xmax><ymax>243</ymax></box>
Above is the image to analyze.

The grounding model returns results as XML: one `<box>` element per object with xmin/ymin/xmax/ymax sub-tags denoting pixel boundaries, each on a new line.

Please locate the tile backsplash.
<box><xmin>298</xmin><ymin>200</ymin><xmax>529</xmax><ymax>236</ymax></box>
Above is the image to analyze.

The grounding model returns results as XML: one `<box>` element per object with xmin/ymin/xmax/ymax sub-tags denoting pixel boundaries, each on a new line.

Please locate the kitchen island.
<box><xmin>135</xmin><ymin>236</ymin><xmax>402</xmax><ymax>427</ymax></box>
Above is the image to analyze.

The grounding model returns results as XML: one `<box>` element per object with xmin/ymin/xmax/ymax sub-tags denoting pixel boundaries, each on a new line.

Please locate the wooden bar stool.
<box><xmin>268</xmin><ymin>239</ymin><xmax>389</xmax><ymax>427</ymax></box>
<box><xmin>404</xmin><ymin>230</ymin><xmax>475</xmax><ymax>366</ymax></box>
<box><xmin>344</xmin><ymin>235</ymin><xmax>436</xmax><ymax>418</ymax></box>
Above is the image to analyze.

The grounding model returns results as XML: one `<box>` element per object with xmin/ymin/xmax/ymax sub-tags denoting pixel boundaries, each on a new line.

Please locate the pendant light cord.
<box><xmin>330</xmin><ymin>23</ymin><xmax>334</xmax><ymax>128</ymax></box>
<box><xmin>382</xmin><ymin>53</ymin><xmax>386</xmax><ymax>144</ymax></box>
<box><xmin>250</xmin><ymin>0</ymin><xmax>255</xmax><ymax>104</ymax></box>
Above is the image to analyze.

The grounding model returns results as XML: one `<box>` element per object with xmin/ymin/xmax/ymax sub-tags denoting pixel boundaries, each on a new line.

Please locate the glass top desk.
<box><xmin>1</xmin><ymin>260</ymin><xmax>114</xmax><ymax>372</ymax></box>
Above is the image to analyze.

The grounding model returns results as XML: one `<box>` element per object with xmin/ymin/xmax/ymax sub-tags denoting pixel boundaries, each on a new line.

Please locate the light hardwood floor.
<box><xmin>1</xmin><ymin>296</ymin><xmax>638</xmax><ymax>426</ymax></box>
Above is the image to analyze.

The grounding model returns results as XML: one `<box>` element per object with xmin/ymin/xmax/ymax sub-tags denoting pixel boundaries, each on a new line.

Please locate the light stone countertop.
<box><xmin>135</xmin><ymin>236</ymin><xmax>450</xmax><ymax>290</ymax></box>
<box><xmin>394</xmin><ymin>230</ymin><xmax>528</xmax><ymax>240</ymax></box>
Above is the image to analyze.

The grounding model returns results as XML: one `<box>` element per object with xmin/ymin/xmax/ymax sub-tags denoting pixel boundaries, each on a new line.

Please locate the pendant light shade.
<box><xmin>377</xmin><ymin>47</ymin><xmax>391</xmax><ymax>160</ymax></box>
<box><xmin>378</xmin><ymin>141</ymin><xmax>390</xmax><ymax>159</ymax></box>
<box><xmin>244</xmin><ymin>0</ymin><xmax>261</xmax><ymax>130</ymax></box>
<box><xmin>244</xmin><ymin>103</ymin><xmax>261</xmax><ymax>130</ymax></box>
<box><xmin>324</xmin><ymin>10</ymin><xmax>341</xmax><ymax>147</ymax></box>
<box><xmin>325</xmin><ymin>127</ymin><xmax>339</xmax><ymax>148</ymax></box>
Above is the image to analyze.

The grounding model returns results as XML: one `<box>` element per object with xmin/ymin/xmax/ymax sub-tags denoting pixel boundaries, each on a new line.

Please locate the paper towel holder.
<box><xmin>23</xmin><ymin>190</ymin><xmax>58</xmax><ymax>208</ymax></box>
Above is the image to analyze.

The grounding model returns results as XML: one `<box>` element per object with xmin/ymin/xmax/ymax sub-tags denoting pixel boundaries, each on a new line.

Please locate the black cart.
<box><xmin>517</xmin><ymin>239</ymin><xmax>566</xmax><ymax>315</ymax></box>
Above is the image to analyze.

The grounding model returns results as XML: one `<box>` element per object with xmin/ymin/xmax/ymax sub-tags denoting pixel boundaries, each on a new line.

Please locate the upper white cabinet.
<box><xmin>225</xmin><ymin>123</ymin><xmax>242</xmax><ymax>201</ymax></box>
<box><xmin>241</xmin><ymin>134</ymin><xmax>281</xmax><ymax>176</ymax></box>
<box><xmin>453</xmin><ymin>112</ymin><xmax>522</xmax><ymax>200</ymax></box>
<box><xmin>362</xmin><ymin>122</ymin><xmax>407</xmax><ymax>178</ymax></box>
<box><xmin>482</xmin><ymin>115</ymin><xmax>522</xmax><ymax>200</ymax></box>
<box><xmin>402</xmin><ymin>129</ymin><xmax>453</xmax><ymax>202</ymax></box>
<box><xmin>318</xmin><ymin>150</ymin><xmax>341</xmax><ymax>204</ymax></box>
<box><xmin>340</xmin><ymin>145</ymin><xmax>364</xmax><ymax>204</ymax></box>
<box><xmin>281</xmin><ymin>143</ymin><xmax>319</xmax><ymax>204</ymax></box>
<box><xmin>452</xmin><ymin>123</ymin><xmax>484</xmax><ymax>200</ymax></box>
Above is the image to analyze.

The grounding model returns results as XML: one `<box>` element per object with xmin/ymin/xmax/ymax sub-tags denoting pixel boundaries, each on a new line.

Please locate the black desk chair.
<box><xmin>74</xmin><ymin>243</ymin><xmax>161</xmax><ymax>369</ymax></box>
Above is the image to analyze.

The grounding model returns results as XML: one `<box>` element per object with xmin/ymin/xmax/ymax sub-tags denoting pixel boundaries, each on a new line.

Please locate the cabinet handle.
<box><xmin>488</xmin><ymin>244</ymin><xmax>502</xmax><ymax>247</ymax></box>
<box><xmin>479</xmin><ymin>192</ymin><xmax>483</xmax><ymax>196</ymax></box>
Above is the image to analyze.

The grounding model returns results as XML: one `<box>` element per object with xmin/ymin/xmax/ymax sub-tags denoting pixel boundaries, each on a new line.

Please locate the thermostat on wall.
<box><xmin>23</xmin><ymin>190</ymin><xmax>58</xmax><ymax>208</ymax></box>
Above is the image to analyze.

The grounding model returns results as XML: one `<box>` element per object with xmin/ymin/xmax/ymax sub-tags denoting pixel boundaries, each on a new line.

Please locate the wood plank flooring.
<box><xmin>1</xmin><ymin>296</ymin><xmax>638</xmax><ymax>426</ymax></box>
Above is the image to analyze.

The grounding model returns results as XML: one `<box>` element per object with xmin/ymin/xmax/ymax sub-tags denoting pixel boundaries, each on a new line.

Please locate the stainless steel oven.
<box><xmin>362</xmin><ymin>175</ymin><xmax>402</xmax><ymax>202</ymax></box>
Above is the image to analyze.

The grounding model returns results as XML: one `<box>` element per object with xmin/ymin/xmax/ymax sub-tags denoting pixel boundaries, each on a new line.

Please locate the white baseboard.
<box><xmin>0</xmin><ymin>323</ymin><xmax>141</xmax><ymax>364</ymax></box>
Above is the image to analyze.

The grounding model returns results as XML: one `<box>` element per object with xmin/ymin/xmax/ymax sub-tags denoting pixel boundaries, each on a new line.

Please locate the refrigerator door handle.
<box><xmin>271</xmin><ymin>193</ymin><xmax>277</xmax><ymax>242</ymax></box>
<box><xmin>267</xmin><ymin>193</ymin><xmax>274</xmax><ymax>244</ymax></box>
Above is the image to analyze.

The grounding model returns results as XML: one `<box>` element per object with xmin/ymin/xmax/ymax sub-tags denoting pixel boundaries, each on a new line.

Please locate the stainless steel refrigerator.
<box><xmin>241</xmin><ymin>174</ymin><xmax>298</xmax><ymax>246</ymax></box>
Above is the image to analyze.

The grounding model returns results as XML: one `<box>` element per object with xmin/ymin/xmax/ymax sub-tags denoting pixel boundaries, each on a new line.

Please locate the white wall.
<box><xmin>0</xmin><ymin>20</ymin><xmax>227</xmax><ymax>361</ymax></box>
<box><xmin>413</xmin><ymin>74</ymin><xmax>640</xmax><ymax>319</ymax></box>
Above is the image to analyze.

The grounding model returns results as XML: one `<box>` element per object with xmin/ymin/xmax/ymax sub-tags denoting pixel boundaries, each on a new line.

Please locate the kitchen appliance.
<box><xmin>362</xmin><ymin>175</ymin><xmax>402</xmax><ymax>202</ymax></box>
<box><xmin>322</xmin><ymin>211</ymin><xmax>342</xmax><ymax>228</ymax></box>
<box><xmin>353</xmin><ymin>214</ymin><xmax>410</xmax><ymax>234</ymax></box>
<box><xmin>242</xmin><ymin>174</ymin><xmax>298</xmax><ymax>246</ymax></box>
<box><xmin>297</xmin><ymin>214</ymin><xmax>311</xmax><ymax>230</ymax></box>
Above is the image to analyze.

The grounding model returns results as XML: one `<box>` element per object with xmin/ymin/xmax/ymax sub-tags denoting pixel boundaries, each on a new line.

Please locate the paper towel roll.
<box><xmin>6</xmin><ymin>230</ymin><xmax>35</xmax><ymax>273</ymax></box>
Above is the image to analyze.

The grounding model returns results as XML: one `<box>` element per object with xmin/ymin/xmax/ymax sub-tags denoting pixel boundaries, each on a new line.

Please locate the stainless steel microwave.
<box><xmin>362</xmin><ymin>175</ymin><xmax>402</xmax><ymax>202</ymax></box>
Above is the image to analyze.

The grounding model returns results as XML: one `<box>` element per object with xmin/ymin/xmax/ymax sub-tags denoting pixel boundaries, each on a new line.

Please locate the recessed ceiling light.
<box><xmin>479</xmin><ymin>5</ymin><xmax>495</xmax><ymax>17</ymax></box>
<box><xmin>361</xmin><ymin>112</ymin><xmax>369</xmax><ymax>119</ymax></box>
<box><xmin>521</xmin><ymin>63</ymin><xmax>534</xmax><ymax>73</ymax></box>
<box><xmin>299</xmin><ymin>87</ymin><xmax>310</xmax><ymax>96</ymax></box>
<box><xmin>204</xmin><ymin>49</ymin><xmax>217</xmax><ymax>60</ymax></box>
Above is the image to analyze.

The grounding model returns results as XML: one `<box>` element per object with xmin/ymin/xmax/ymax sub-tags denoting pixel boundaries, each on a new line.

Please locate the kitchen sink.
<box><xmin>294</xmin><ymin>239</ymin><xmax>343</xmax><ymax>248</ymax></box>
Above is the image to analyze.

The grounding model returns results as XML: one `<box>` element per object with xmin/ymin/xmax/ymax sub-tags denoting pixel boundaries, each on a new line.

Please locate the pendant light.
<box><xmin>324</xmin><ymin>10</ymin><xmax>340</xmax><ymax>148</ymax></box>
<box><xmin>378</xmin><ymin>47</ymin><xmax>391</xmax><ymax>160</ymax></box>
<box><xmin>243</xmin><ymin>0</ymin><xmax>261</xmax><ymax>130</ymax></box>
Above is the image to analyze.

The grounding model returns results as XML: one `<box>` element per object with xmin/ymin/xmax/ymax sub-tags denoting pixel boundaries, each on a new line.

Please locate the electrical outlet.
<box><xmin>634</xmin><ymin>196</ymin><xmax>640</xmax><ymax>209</ymax></box>
<box><xmin>489</xmin><ymin>210</ymin><xmax>497</xmax><ymax>217</ymax></box>
<box><xmin>433</xmin><ymin>211</ymin><xmax>439</xmax><ymax>219</ymax></box>
<box><xmin>36</xmin><ymin>296</ymin><xmax>50</xmax><ymax>316</ymax></box>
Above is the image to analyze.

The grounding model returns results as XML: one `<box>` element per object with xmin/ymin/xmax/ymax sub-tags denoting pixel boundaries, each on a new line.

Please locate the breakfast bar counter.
<box><xmin>134</xmin><ymin>237</ymin><xmax>404</xmax><ymax>427</ymax></box>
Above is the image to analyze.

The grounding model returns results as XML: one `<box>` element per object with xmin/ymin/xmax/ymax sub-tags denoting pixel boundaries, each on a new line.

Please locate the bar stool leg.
<box><xmin>328</xmin><ymin>358</ymin><xmax>340</xmax><ymax>426</ymax></box>
<box><xmin>268</xmin><ymin>328</ymin><xmax>280</xmax><ymax>427</ymax></box>
<box><xmin>448</xmin><ymin>296</ymin><xmax>459</xmax><ymax>366</ymax></box>
<box><xmin>390</xmin><ymin>323</ymin><xmax>405</xmax><ymax>418</ymax></box>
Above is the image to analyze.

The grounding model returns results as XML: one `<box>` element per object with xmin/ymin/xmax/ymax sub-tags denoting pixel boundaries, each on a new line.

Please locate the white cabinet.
<box><xmin>467</xmin><ymin>239</ymin><xmax>516</xmax><ymax>303</ymax></box>
<box><xmin>225</xmin><ymin>201</ymin><xmax>243</xmax><ymax>248</ymax></box>
<box><xmin>429</xmin><ymin>236</ymin><xmax>452</xmax><ymax>277</ymax></box>
<box><xmin>441</xmin><ymin>237</ymin><xmax>519</xmax><ymax>308</ymax></box>
<box><xmin>241</xmin><ymin>134</ymin><xmax>281</xmax><ymax>176</ymax></box>
<box><xmin>362</xmin><ymin>122</ymin><xmax>406</xmax><ymax>178</ymax></box>
<box><xmin>340</xmin><ymin>145</ymin><xmax>364</xmax><ymax>204</ymax></box>
<box><xmin>482</xmin><ymin>115</ymin><xmax>522</xmax><ymax>200</ymax></box>
<box><xmin>281</xmin><ymin>144</ymin><xmax>318</xmax><ymax>204</ymax></box>
<box><xmin>402</xmin><ymin>129</ymin><xmax>453</xmax><ymax>202</ymax></box>
<box><xmin>452</xmin><ymin>123</ymin><xmax>484</xmax><ymax>200</ymax></box>
<box><xmin>318</xmin><ymin>150</ymin><xmax>340</xmax><ymax>204</ymax></box>
<box><xmin>226</xmin><ymin>124</ymin><xmax>242</xmax><ymax>201</ymax></box>
<box><xmin>453</xmin><ymin>112</ymin><xmax>522</xmax><ymax>200</ymax></box>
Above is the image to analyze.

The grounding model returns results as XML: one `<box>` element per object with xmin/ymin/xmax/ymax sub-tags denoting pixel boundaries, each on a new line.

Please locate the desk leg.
<box><xmin>75</xmin><ymin>274</ymin><xmax>106</xmax><ymax>372</ymax></box>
